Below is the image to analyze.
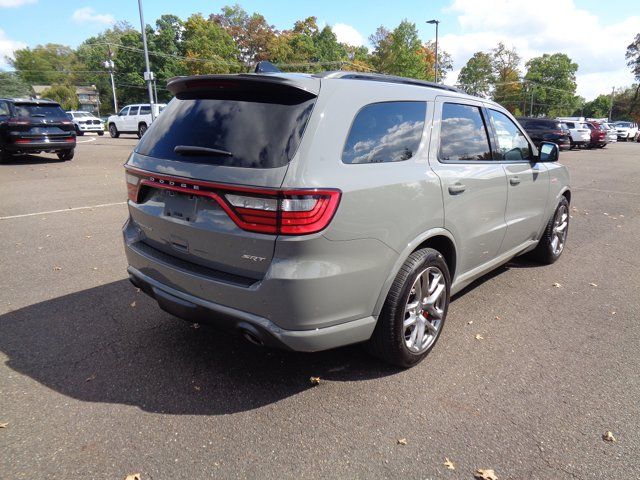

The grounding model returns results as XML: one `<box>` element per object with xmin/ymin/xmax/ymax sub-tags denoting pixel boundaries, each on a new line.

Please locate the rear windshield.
<box><xmin>136</xmin><ymin>96</ymin><xmax>315</xmax><ymax>168</ymax></box>
<box><xmin>14</xmin><ymin>103</ymin><xmax>66</xmax><ymax>118</ymax></box>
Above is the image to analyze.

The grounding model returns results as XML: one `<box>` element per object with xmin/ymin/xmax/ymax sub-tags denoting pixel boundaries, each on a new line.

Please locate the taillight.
<box><xmin>124</xmin><ymin>168</ymin><xmax>341</xmax><ymax>235</ymax></box>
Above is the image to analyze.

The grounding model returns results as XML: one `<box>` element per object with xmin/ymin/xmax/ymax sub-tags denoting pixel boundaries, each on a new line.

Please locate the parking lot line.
<box><xmin>0</xmin><ymin>201</ymin><xmax>126</xmax><ymax>220</ymax></box>
<box><xmin>76</xmin><ymin>137</ymin><xmax>97</xmax><ymax>144</ymax></box>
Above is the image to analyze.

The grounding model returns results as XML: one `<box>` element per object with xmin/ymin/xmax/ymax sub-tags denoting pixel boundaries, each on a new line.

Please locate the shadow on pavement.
<box><xmin>0</xmin><ymin>280</ymin><xmax>399</xmax><ymax>415</ymax></box>
<box><xmin>1</xmin><ymin>153</ymin><xmax>64</xmax><ymax>165</ymax></box>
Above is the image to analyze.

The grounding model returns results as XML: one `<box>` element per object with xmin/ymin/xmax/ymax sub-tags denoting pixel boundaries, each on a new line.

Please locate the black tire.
<box><xmin>75</xmin><ymin>127</ymin><xmax>84</xmax><ymax>136</ymax></box>
<box><xmin>98</xmin><ymin>131</ymin><xmax>104</xmax><ymax>136</ymax></box>
<box><xmin>57</xmin><ymin>149</ymin><xmax>74</xmax><ymax>161</ymax></box>
<box><xmin>0</xmin><ymin>149</ymin><xmax>11</xmax><ymax>163</ymax></box>
<box><xmin>529</xmin><ymin>196</ymin><xmax>569</xmax><ymax>265</ymax></box>
<box><xmin>109</xmin><ymin>123</ymin><xmax>119</xmax><ymax>138</ymax></box>
<box><xmin>369</xmin><ymin>248</ymin><xmax>450</xmax><ymax>368</ymax></box>
<box><xmin>137</xmin><ymin>123</ymin><xmax>147</xmax><ymax>139</ymax></box>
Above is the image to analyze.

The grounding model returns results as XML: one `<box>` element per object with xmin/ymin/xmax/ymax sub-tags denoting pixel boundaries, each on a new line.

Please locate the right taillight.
<box><xmin>124</xmin><ymin>167</ymin><xmax>341</xmax><ymax>236</ymax></box>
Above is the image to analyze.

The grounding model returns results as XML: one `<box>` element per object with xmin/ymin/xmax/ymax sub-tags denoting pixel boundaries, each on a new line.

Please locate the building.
<box><xmin>31</xmin><ymin>85</ymin><xmax>100</xmax><ymax>114</ymax></box>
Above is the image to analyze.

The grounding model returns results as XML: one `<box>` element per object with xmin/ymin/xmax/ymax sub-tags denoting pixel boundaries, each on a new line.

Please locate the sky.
<box><xmin>0</xmin><ymin>0</ymin><xmax>638</xmax><ymax>100</ymax></box>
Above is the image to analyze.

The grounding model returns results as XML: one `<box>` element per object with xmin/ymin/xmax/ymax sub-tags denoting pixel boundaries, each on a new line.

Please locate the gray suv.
<box><xmin>123</xmin><ymin>71</ymin><xmax>570</xmax><ymax>367</ymax></box>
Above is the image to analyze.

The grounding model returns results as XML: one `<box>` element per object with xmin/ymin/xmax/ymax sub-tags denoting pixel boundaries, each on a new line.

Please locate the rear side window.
<box><xmin>136</xmin><ymin>95</ymin><xmax>316</xmax><ymax>169</ymax></box>
<box><xmin>0</xmin><ymin>101</ymin><xmax>9</xmax><ymax>116</ymax></box>
<box><xmin>14</xmin><ymin>103</ymin><xmax>66</xmax><ymax>118</ymax></box>
<box><xmin>128</xmin><ymin>106</ymin><xmax>139</xmax><ymax>116</ymax></box>
<box><xmin>139</xmin><ymin>105</ymin><xmax>151</xmax><ymax>115</ymax></box>
<box><xmin>488</xmin><ymin>109</ymin><xmax>531</xmax><ymax>161</ymax></box>
<box><xmin>342</xmin><ymin>102</ymin><xmax>426</xmax><ymax>164</ymax></box>
<box><xmin>439</xmin><ymin>103</ymin><xmax>492</xmax><ymax>161</ymax></box>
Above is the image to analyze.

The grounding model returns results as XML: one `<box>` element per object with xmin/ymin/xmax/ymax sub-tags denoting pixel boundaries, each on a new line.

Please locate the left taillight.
<box><xmin>125</xmin><ymin>172</ymin><xmax>141</xmax><ymax>202</ymax></box>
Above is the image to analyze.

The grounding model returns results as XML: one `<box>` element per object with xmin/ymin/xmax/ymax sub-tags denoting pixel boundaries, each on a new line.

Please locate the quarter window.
<box><xmin>342</xmin><ymin>101</ymin><xmax>426</xmax><ymax>164</ymax></box>
<box><xmin>488</xmin><ymin>109</ymin><xmax>531</xmax><ymax>160</ymax></box>
<box><xmin>439</xmin><ymin>103</ymin><xmax>492</xmax><ymax>161</ymax></box>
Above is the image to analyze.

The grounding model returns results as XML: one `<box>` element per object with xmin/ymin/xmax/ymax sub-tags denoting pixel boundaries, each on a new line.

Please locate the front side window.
<box><xmin>439</xmin><ymin>103</ymin><xmax>492</xmax><ymax>161</ymax></box>
<box><xmin>0</xmin><ymin>101</ymin><xmax>9</xmax><ymax>116</ymax></box>
<box><xmin>119</xmin><ymin>107</ymin><xmax>129</xmax><ymax>116</ymax></box>
<box><xmin>128</xmin><ymin>106</ymin><xmax>139</xmax><ymax>116</ymax></box>
<box><xmin>488</xmin><ymin>109</ymin><xmax>531</xmax><ymax>161</ymax></box>
<box><xmin>342</xmin><ymin>101</ymin><xmax>426</xmax><ymax>164</ymax></box>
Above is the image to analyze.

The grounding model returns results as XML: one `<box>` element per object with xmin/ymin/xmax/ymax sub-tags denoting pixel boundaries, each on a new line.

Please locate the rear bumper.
<box><xmin>4</xmin><ymin>139</ymin><xmax>75</xmax><ymax>152</ymax></box>
<box><xmin>128</xmin><ymin>266</ymin><xmax>376</xmax><ymax>352</ymax></box>
<box><xmin>122</xmin><ymin>217</ymin><xmax>393</xmax><ymax>351</ymax></box>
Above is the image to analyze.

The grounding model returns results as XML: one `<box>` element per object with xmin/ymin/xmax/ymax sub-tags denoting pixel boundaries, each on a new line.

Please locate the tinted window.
<box><xmin>488</xmin><ymin>109</ymin><xmax>531</xmax><ymax>161</ymax></box>
<box><xmin>566</xmin><ymin>122</ymin><xmax>575</xmax><ymax>128</ymax></box>
<box><xmin>136</xmin><ymin>96</ymin><xmax>316</xmax><ymax>169</ymax></box>
<box><xmin>439</xmin><ymin>103</ymin><xmax>492</xmax><ymax>161</ymax></box>
<box><xmin>14</xmin><ymin>103</ymin><xmax>67</xmax><ymax>118</ymax></box>
<box><xmin>139</xmin><ymin>105</ymin><xmax>151</xmax><ymax>115</ymax></box>
<box><xmin>342</xmin><ymin>102</ymin><xmax>425</xmax><ymax>164</ymax></box>
<box><xmin>0</xmin><ymin>101</ymin><xmax>9</xmax><ymax>116</ymax></box>
<box><xmin>128</xmin><ymin>106</ymin><xmax>139</xmax><ymax>116</ymax></box>
<box><xmin>118</xmin><ymin>107</ymin><xmax>129</xmax><ymax>116</ymax></box>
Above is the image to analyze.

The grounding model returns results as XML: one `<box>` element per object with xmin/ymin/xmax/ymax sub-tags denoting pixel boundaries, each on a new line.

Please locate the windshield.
<box><xmin>616</xmin><ymin>122</ymin><xmax>631</xmax><ymax>128</ymax></box>
<box><xmin>136</xmin><ymin>96</ymin><xmax>316</xmax><ymax>168</ymax></box>
<box><xmin>14</xmin><ymin>103</ymin><xmax>67</xmax><ymax>118</ymax></box>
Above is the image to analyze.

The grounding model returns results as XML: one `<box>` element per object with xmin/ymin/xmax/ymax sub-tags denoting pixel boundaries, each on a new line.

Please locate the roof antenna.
<box><xmin>254</xmin><ymin>61</ymin><xmax>282</xmax><ymax>73</ymax></box>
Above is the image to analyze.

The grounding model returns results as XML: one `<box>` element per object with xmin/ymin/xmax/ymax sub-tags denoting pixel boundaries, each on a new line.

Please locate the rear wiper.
<box><xmin>174</xmin><ymin>145</ymin><xmax>233</xmax><ymax>157</ymax></box>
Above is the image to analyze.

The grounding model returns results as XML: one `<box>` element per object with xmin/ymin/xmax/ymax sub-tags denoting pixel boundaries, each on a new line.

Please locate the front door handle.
<box><xmin>509</xmin><ymin>177</ymin><xmax>521</xmax><ymax>186</ymax></box>
<box><xmin>448</xmin><ymin>183</ymin><xmax>466</xmax><ymax>195</ymax></box>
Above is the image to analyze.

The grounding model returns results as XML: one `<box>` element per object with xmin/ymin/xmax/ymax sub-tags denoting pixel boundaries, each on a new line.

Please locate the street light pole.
<box><xmin>426</xmin><ymin>19</ymin><xmax>440</xmax><ymax>83</ymax></box>
<box><xmin>138</xmin><ymin>0</ymin><xmax>155</xmax><ymax>121</ymax></box>
<box><xmin>608</xmin><ymin>86</ymin><xmax>615</xmax><ymax>121</ymax></box>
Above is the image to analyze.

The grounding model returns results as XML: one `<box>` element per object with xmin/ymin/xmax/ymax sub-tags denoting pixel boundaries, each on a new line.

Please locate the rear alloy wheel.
<box><xmin>530</xmin><ymin>196</ymin><xmax>569</xmax><ymax>264</ymax></box>
<box><xmin>57</xmin><ymin>149</ymin><xmax>74</xmax><ymax>161</ymax></box>
<box><xmin>369</xmin><ymin>248</ymin><xmax>450</xmax><ymax>368</ymax></box>
<box><xmin>109</xmin><ymin>123</ymin><xmax>119</xmax><ymax>138</ymax></box>
<box><xmin>137</xmin><ymin>123</ymin><xmax>147</xmax><ymax>138</ymax></box>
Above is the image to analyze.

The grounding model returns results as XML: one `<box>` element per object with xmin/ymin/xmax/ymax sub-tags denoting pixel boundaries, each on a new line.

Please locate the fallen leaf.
<box><xmin>475</xmin><ymin>334</ymin><xmax>484</xmax><ymax>340</ymax></box>
<box><xmin>553</xmin><ymin>282</ymin><xmax>562</xmax><ymax>288</ymax></box>
<box><xmin>467</xmin><ymin>320</ymin><xmax>473</xmax><ymax>325</ymax></box>
<box><xmin>0</xmin><ymin>423</ymin><xmax>8</xmax><ymax>428</ymax></box>
<box><xmin>194</xmin><ymin>385</ymin><xmax>201</xmax><ymax>391</ymax></box>
<box><xmin>86</xmin><ymin>374</ymin><xmax>96</xmax><ymax>382</ymax></box>
<box><xmin>124</xmin><ymin>474</ymin><xmax>141</xmax><ymax>480</ymax></box>
<box><xmin>53</xmin><ymin>266</ymin><xmax>62</xmax><ymax>271</ymax></box>
<box><xmin>37</xmin><ymin>246</ymin><xmax>43</xmax><ymax>250</ymax></box>
<box><xmin>310</xmin><ymin>376</ymin><xmax>321</xmax><ymax>386</ymax></box>
<box><xmin>92</xmin><ymin>267</ymin><xmax>98</xmax><ymax>271</ymax></box>
<box><xmin>46</xmin><ymin>234</ymin><xmax>51</xmax><ymax>238</ymax></box>
<box><xmin>444</xmin><ymin>457</ymin><xmax>455</xmax><ymax>470</ymax></box>
<box><xmin>589</xmin><ymin>283</ymin><xmax>598</xmax><ymax>287</ymax></box>
<box><xmin>85</xmin><ymin>235</ymin><xmax>92</xmax><ymax>239</ymax></box>
<box><xmin>475</xmin><ymin>469</ymin><xmax>498</xmax><ymax>480</ymax></box>
<box><xmin>603</xmin><ymin>431</ymin><xmax>616</xmax><ymax>442</ymax></box>
<box><xmin>130</xmin><ymin>301</ymin><xmax>136</xmax><ymax>308</ymax></box>
<box><xmin>619</xmin><ymin>214</ymin><xmax>624</xmax><ymax>218</ymax></box>
<box><xmin>494</xmin><ymin>316</ymin><xmax>501</xmax><ymax>321</ymax></box>
<box><xmin>603</xmin><ymin>212</ymin><xmax>609</xmax><ymax>216</ymax></box>
<box><xmin>611</xmin><ymin>311</ymin><xmax>616</xmax><ymax>315</ymax></box>
<box><xmin>397</xmin><ymin>438</ymin><xmax>407</xmax><ymax>445</ymax></box>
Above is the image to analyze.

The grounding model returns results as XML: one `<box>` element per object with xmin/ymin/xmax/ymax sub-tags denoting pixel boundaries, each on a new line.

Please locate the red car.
<box><xmin>585</xmin><ymin>121</ymin><xmax>608</xmax><ymax>148</ymax></box>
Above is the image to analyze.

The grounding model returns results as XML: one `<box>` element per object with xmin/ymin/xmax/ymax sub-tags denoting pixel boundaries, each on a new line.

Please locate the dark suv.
<box><xmin>516</xmin><ymin>117</ymin><xmax>571</xmax><ymax>150</ymax></box>
<box><xmin>0</xmin><ymin>98</ymin><xmax>76</xmax><ymax>162</ymax></box>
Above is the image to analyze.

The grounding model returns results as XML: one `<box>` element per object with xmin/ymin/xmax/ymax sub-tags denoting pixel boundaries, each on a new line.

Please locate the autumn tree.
<box><xmin>524</xmin><ymin>53</ymin><xmax>578</xmax><ymax>117</ymax></box>
<box><xmin>457</xmin><ymin>51</ymin><xmax>493</xmax><ymax>97</ymax></box>
<box><xmin>182</xmin><ymin>13</ymin><xmax>241</xmax><ymax>74</ymax></box>
<box><xmin>490</xmin><ymin>43</ymin><xmax>523</xmax><ymax>114</ymax></box>
<box><xmin>210</xmin><ymin>5</ymin><xmax>275</xmax><ymax>63</ymax></box>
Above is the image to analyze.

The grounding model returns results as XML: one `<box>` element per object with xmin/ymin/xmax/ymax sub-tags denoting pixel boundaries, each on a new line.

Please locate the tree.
<box><xmin>370</xmin><ymin>21</ymin><xmax>428</xmax><ymax>79</ymax></box>
<box><xmin>626</xmin><ymin>33</ymin><xmax>640</xmax><ymax>82</ymax></box>
<box><xmin>41</xmin><ymin>84</ymin><xmax>78</xmax><ymax>110</ymax></box>
<box><xmin>182</xmin><ymin>13</ymin><xmax>241</xmax><ymax>74</ymax></box>
<box><xmin>369</xmin><ymin>26</ymin><xmax>393</xmax><ymax>73</ymax></box>
<box><xmin>582</xmin><ymin>94</ymin><xmax>613</xmax><ymax>119</ymax></box>
<box><xmin>9</xmin><ymin>44</ymin><xmax>84</xmax><ymax>85</ymax></box>
<box><xmin>0</xmin><ymin>72</ymin><xmax>31</xmax><ymax>97</ymax></box>
<box><xmin>524</xmin><ymin>53</ymin><xmax>578</xmax><ymax>117</ymax></box>
<box><xmin>490</xmin><ymin>43</ymin><xmax>523</xmax><ymax>114</ymax></box>
<box><xmin>422</xmin><ymin>40</ymin><xmax>452</xmax><ymax>82</ymax></box>
<box><xmin>457</xmin><ymin>52</ymin><xmax>493</xmax><ymax>97</ymax></box>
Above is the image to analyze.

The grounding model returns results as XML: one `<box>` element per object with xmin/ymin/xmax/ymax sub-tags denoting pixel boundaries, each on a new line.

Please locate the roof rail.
<box><xmin>315</xmin><ymin>71</ymin><xmax>462</xmax><ymax>93</ymax></box>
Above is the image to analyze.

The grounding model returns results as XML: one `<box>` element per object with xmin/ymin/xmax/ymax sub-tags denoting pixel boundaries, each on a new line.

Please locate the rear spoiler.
<box><xmin>166</xmin><ymin>74</ymin><xmax>320</xmax><ymax>104</ymax></box>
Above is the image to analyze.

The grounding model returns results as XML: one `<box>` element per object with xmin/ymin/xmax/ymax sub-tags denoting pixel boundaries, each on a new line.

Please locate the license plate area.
<box><xmin>163</xmin><ymin>190</ymin><xmax>197</xmax><ymax>222</ymax></box>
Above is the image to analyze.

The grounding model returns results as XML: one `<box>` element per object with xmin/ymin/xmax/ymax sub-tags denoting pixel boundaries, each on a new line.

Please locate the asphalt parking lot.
<box><xmin>1</xmin><ymin>136</ymin><xmax>639</xmax><ymax>479</ymax></box>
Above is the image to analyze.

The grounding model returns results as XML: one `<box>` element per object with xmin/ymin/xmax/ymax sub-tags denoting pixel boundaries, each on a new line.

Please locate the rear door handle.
<box><xmin>509</xmin><ymin>177</ymin><xmax>521</xmax><ymax>186</ymax></box>
<box><xmin>448</xmin><ymin>183</ymin><xmax>466</xmax><ymax>195</ymax></box>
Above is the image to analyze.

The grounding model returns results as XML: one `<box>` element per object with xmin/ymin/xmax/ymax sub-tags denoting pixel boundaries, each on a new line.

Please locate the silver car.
<box><xmin>123</xmin><ymin>71</ymin><xmax>571</xmax><ymax>367</ymax></box>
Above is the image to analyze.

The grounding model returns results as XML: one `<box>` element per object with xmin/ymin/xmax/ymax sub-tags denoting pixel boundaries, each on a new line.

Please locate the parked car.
<box><xmin>67</xmin><ymin>110</ymin><xmax>104</xmax><ymax>136</ymax></box>
<box><xmin>613</xmin><ymin>121</ymin><xmax>639</xmax><ymax>141</ymax></box>
<box><xmin>558</xmin><ymin>119</ymin><xmax>591</xmax><ymax>148</ymax></box>
<box><xmin>122</xmin><ymin>71</ymin><xmax>570</xmax><ymax>368</ymax></box>
<box><xmin>516</xmin><ymin>117</ymin><xmax>571</xmax><ymax>150</ymax></box>
<box><xmin>107</xmin><ymin>103</ymin><xmax>166</xmax><ymax>139</ymax></box>
<box><xmin>0</xmin><ymin>98</ymin><xmax>75</xmax><ymax>162</ymax></box>
<box><xmin>585</xmin><ymin>121</ymin><xmax>608</xmax><ymax>148</ymax></box>
<box><xmin>602</xmin><ymin>123</ymin><xmax>618</xmax><ymax>143</ymax></box>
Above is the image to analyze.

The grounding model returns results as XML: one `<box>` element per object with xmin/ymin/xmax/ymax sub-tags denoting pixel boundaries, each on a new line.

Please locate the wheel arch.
<box><xmin>373</xmin><ymin>228</ymin><xmax>458</xmax><ymax>317</ymax></box>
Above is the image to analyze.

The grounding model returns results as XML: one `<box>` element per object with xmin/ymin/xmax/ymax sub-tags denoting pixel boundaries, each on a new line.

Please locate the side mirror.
<box><xmin>539</xmin><ymin>141</ymin><xmax>559</xmax><ymax>162</ymax></box>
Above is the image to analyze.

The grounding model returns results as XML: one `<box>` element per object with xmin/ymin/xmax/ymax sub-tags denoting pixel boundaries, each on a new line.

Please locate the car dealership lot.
<box><xmin>1</xmin><ymin>138</ymin><xmax>639</xmax><ymax>479</ymax></box>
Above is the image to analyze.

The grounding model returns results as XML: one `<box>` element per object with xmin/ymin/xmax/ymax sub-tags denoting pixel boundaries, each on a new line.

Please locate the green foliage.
<box><xmin>183</xmin><ymin>14</ymin><xmax>241</xmax><ymax>74</ymax></box>
<box><xmin>41</xmin><ymin>84</ymin><xmax>78</xmax><ymax>110</ymax></box>
<box><xmin>9</xmin><ymin>44</ymin><xmax>83</xmax><ymax>85</ymax></box>
<box><xmin>524</xmin><ymin>53</ymin><xmax>578</xmax><ymax>117</ymax></box>
<box><xmin>582</xmin><ymin>94</ymin><xmax>613</xmax><ymax>118</ymax></box>
<box><xmin>491</xmin><ymin>43</ymin><xmax>523</xmax><ymax>113</ymax></box>
<box><xmin>626</xmin><ymin>33</ymin><xmax>640</xmax><ymax>82</ymax></box>
<box><xmin>457</xmin><ymin>52</ymin><xmax>493</xmax><ymax>97</ymax></box>
<box><xmin>0</xmin><ymin>72</ymin><xmax>31</xmax><ymax>98</ymax></box>
<box><xmin>210</xmin><ymin>5</ymin><xmax>275</xmax><ymax>63</ymax></box>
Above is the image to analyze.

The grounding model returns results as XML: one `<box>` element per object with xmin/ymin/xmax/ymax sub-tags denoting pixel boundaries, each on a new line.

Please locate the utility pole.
<box><xmin>426</xmin><ymin>19</ymin><xmax>440</xmax><ymax>83</ymax></box>
<box><xmin>608</xmin><ymin>86</ymin><xmax>615</xmax><ymax>121</ymax></box>
<box><xmin>530</xmin><ymin>88</ymin><xmax>534</xmax><ymax>117</ymax></box>
<box><xmin>103</xmin><ymin>46</ymin><xmax>117</xmax><ymax>113</ymax></box>
<box><xmin>138</xmin><ymin>0</ymin><xmax>155</xmax><ymax>121</ymax></box>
